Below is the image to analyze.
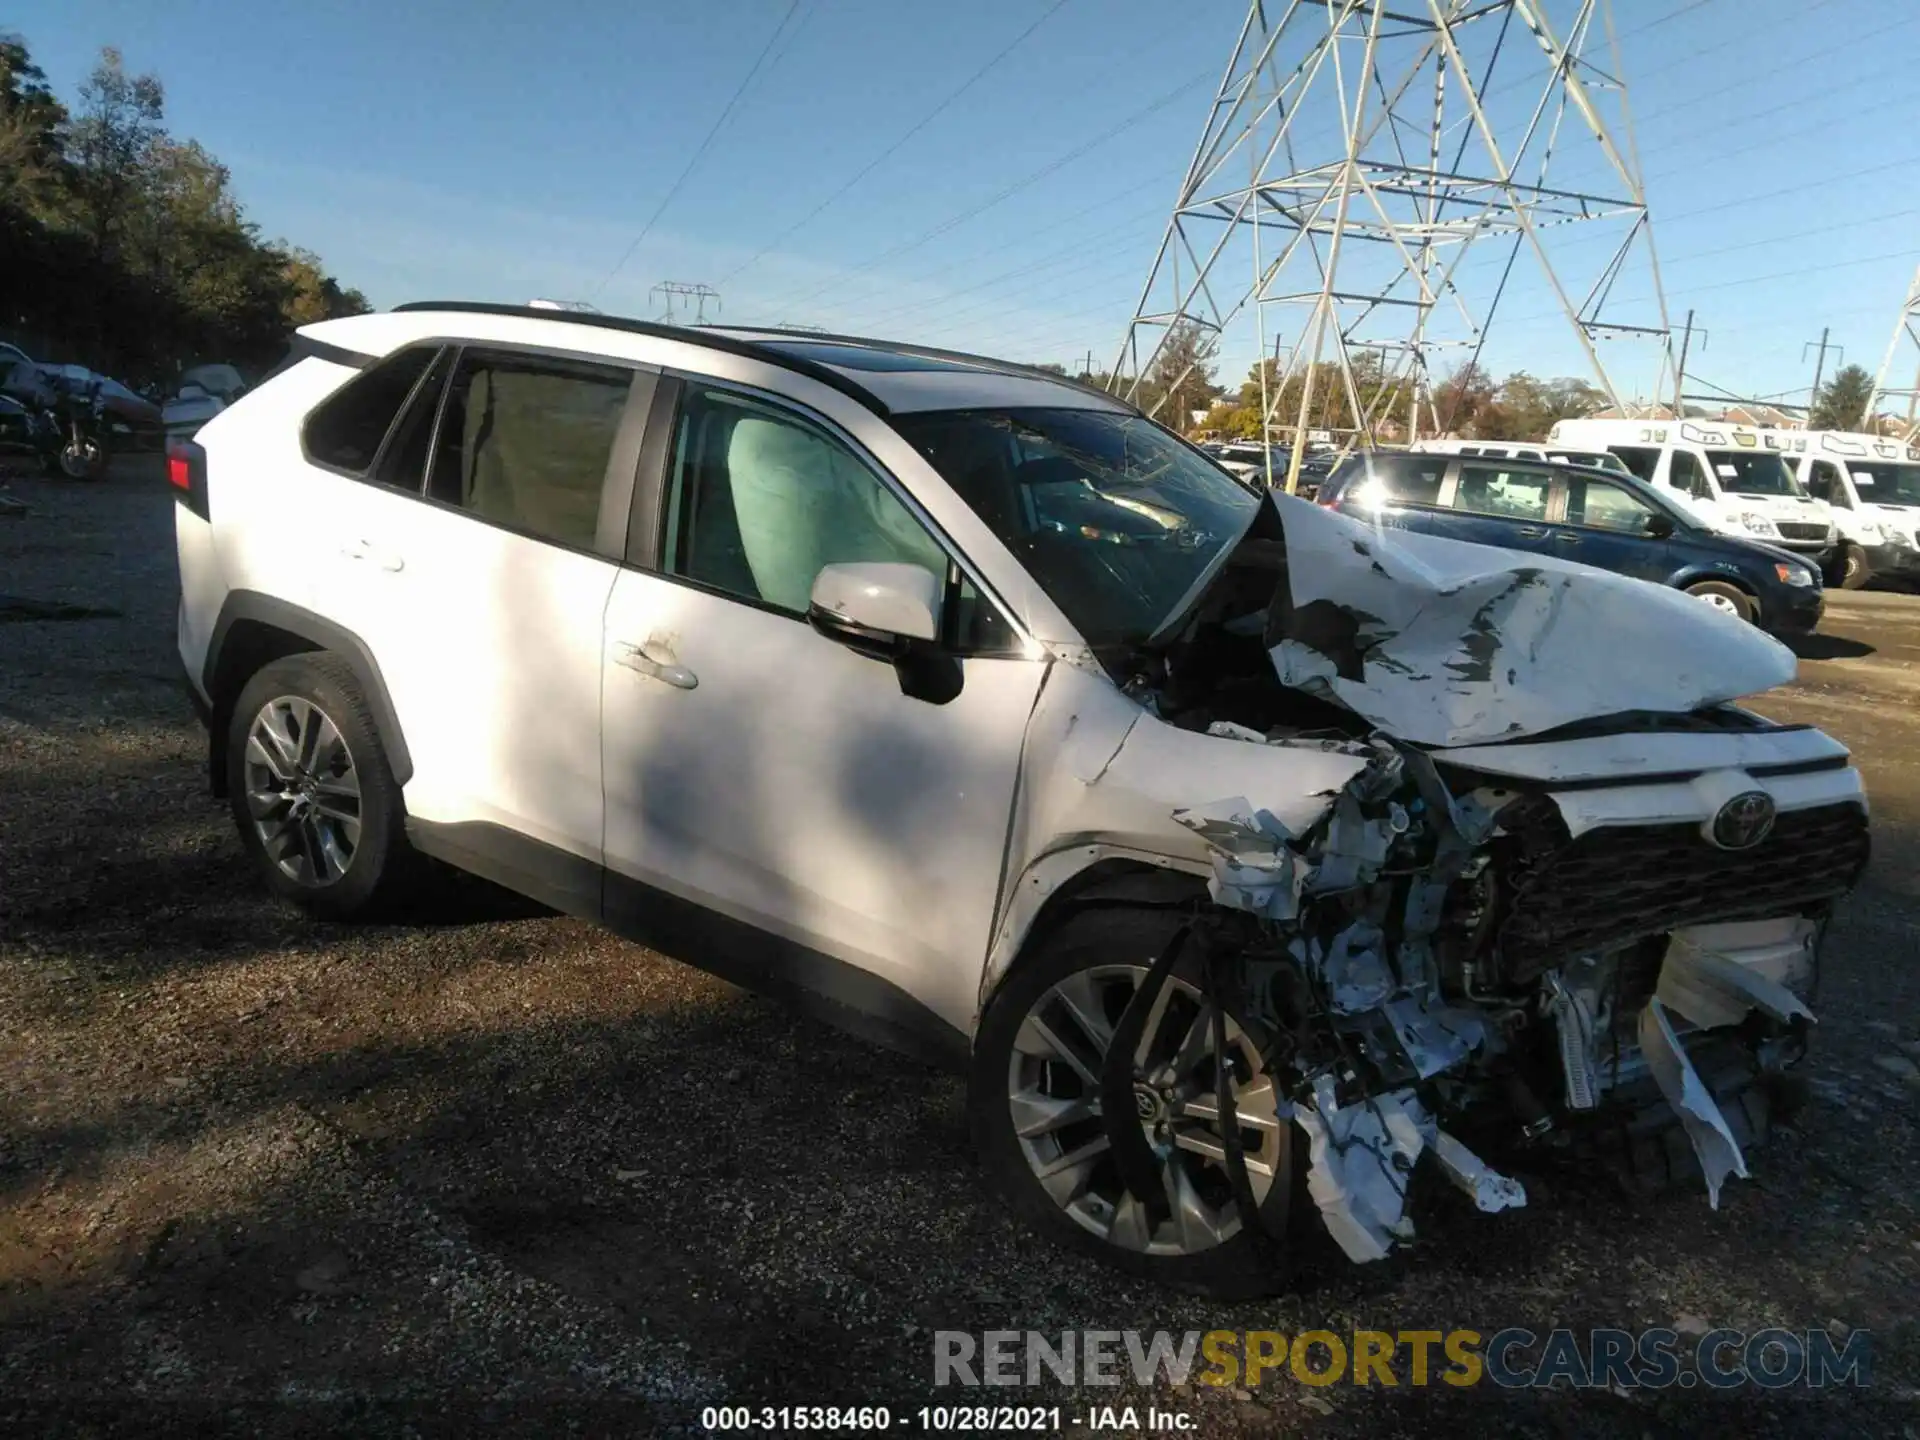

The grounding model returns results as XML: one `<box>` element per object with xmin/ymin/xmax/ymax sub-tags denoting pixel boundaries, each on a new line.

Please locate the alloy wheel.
<box><xmin>1006</xmin><ymin>964</ymin><xmax>1282</xmax><ymax>1257</ymax></box>
<box><xmin>1696</xmin><ymin>590</ymin><xmax>1741</xmax><ymax>616</ymax></box>
<box><xmin>242</xmin><ymin>695</ymin><xmax>362</xmax><ymax>886</ymax></box>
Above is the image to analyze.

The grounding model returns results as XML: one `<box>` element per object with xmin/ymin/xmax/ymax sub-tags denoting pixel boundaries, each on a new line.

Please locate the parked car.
<box><xmin>1203</xmin><ymin>440</ymin><xmax>1335</xmax><ymax>494</ymax></box>
<box><xmin>172</xmin><ymin>303</ymin><xmax>1867</xmax><ymax>1295</ymax></box>
<box><xmin>1317</xmin><ymin>450</ymin><xmax>1823</xmax><ymax>634</ymax></box>
<box><xmin>1548</xmin><ymin>417</ymin><xmax>1839</xmax><ymax>575</ymax></box>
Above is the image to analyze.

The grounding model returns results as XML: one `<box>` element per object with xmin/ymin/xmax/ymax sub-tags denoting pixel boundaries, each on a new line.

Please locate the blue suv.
<box><xmin>1316</xmin><ymin>450</ymin><xmax>1822</xmax><ymax>634</ymax></box>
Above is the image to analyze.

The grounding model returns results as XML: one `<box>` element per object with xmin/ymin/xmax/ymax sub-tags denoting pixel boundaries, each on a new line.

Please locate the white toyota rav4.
<box><xmin>173</xmin><ymin>303</ymin><xmax>1869</xmax><ymax>1295</ymax></box>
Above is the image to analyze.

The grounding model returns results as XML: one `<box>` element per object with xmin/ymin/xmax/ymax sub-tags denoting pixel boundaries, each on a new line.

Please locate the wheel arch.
<box><xmin>976</xmin><ymin>849</ymin><xmax>1211</xmax><ymax>1032</ymax></box>
<box><xmin>202</xmin><ymin>591</ymin><xmax>412</xmax><ymax>798</ymax></box>
<box><xmin>1673</xmin><ymin>566</ymin><xmax>1760</xmax><ymax>599</ymax></box>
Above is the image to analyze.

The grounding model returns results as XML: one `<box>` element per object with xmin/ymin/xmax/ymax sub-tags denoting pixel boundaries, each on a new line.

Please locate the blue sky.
<box><xmin>22</xmin><ymin>0</ymin><xmax>1920</xmax><ymax>408</ymax></box>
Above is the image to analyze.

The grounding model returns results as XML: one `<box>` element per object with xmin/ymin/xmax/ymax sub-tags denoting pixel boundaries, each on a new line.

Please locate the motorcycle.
<box><xmin>40</xmin><ymin>375</ymin><xmax>112</xmax><ymax>480</ymax></box>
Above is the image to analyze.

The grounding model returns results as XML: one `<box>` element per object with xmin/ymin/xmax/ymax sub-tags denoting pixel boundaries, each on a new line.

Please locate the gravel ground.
<box><xmin>2</xmin><ymin>458</ymin><xmax>1917</xmax><ymax>1438</ymax></box>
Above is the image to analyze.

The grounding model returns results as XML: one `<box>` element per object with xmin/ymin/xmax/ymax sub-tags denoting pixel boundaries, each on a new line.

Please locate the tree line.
<box><xmin>1</xmin><ymin>34</ymin><xmax>366</xmax><ymax>389</ymax></box>
<box><xmin>1078</xmin><ymin>321</ymin><xmax>1613</xmax><ymax>442</ymax></box>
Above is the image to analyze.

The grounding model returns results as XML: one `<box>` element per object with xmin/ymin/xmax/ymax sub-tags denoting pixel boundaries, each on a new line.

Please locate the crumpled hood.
<box><xmin>1251</xmin><ymin>494</ymin><xmax>1798</xmax><ymax>748</ymax></box>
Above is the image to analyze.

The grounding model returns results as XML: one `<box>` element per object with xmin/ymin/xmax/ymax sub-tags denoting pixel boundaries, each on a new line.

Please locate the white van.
<box><xmin>1548</xmin><ymin>417</ymin><xmax>1838</xmax><ymax>569</ymax></box>
<box><xmin>1771</xmin><ymin>430</ymin><xmax>1920</xmax><ymax>588</ymax></box>
<box><xmin>1411</xmin><ymin>437</ymin><xmax>1633</xmax><ymax>476</ymax></box>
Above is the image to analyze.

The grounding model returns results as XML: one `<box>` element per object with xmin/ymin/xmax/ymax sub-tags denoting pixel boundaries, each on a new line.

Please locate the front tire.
<box><xmin>1839</xmin><ymin>544</ymin><xmax>1871</xmax><ymax>590</ymax></box>
<box><xmin>1685</xmin><ymin>579</ymin><xmax>1756</xmax><ymax>625</ymax></box>
<box><xmin>225</xmin><ymin>652</ymin><xmax>412</xmax><ymax>920</ymax></box>
<box><xmin>970</xmin><ymin>908</ymin><xmax>1300</xmax><ymax>1298</ymax></box>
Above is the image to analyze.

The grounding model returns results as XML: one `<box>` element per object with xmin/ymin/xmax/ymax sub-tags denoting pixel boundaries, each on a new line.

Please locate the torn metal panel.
<box><xmin>1296</xmin><ymin>1080</ymin><xmax>1428</xmax><ymax>1264</ymax></box>
<box><xmin>1658</xmin><ymin>918</ymin><xmax>1819</xmax><ymax>1031</ymax></box>
<box><xmin>1656</xmin><ymin>917</ymin><xmax>1819</xmax><ymax>1030</ymax></box>
<box><xmin>1259</xmin><ymin>495</ymin><xmax>1798</xmax><ymax>748</ymax></box>
<box><xmin>1172</xmin><ymin>797</ymin><xmax>1313</xmax><ymax>921</ymax></box>
<box><xmin>1638</xmin><ymin>997</ymin><xmax>1750</xmax><ymax>1208</ymax></box>
<box><xmin>1297</xmin><ymin>1080</ymin><xmax>1526</xmax><ymax>1264</ymax></box>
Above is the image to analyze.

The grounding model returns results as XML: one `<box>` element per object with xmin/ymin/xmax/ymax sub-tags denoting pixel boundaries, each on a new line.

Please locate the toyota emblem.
<box><xmin>1709</xmin><ymin>790</ymin><xmax>1777</xmax><ymax>851</ymax></box>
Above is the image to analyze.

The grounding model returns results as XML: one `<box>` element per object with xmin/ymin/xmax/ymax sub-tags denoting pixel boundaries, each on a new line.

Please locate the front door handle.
<box><xmin>614</xmin><ymin>641</ymin><xmax>697</xmax><ymax>690</ymax></box>
<box><xmin>1514</xmin><ymin>526</ymin><xmax>1547</xmax><ymax>539</ymax></box>
<box><xmin>1552</xmin><ymin>531</ymin><xmax>1581</xmax><ymax>544</ymax></box>
<box><xmin>341</xmin><ymin>539</ymin><xmax>405</xmax><ymax>572</ymax></box>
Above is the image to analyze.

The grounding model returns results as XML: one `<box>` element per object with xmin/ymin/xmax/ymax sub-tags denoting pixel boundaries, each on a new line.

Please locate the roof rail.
<box><xmin>388</xmin><ymin>300</ymin><xmax>891</xmax><ymax>417</ymax></box>
<box><xmin>717</xmin><ymin>323</ymin><xmax>1145</xmax><ymax>417</ymax></box>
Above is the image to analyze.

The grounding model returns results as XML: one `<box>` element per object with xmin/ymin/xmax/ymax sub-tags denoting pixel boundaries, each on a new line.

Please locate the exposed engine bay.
<box><xmin>1073</xmin><ymin>494</ymin><xmax>1872</xmax><ymax>1264</ymax></box>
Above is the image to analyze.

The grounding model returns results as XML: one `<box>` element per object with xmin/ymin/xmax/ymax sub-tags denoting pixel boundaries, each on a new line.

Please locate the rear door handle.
<box><xmin>1552</xmin><ymin>531</ymin><xmax>1581</xmax><ymax>544</ymax></box>
<box><xmin>614</xmin><ymin>641</ymin><xmax>697</xmax><ymax>690</ymax></box>
<box><xmin>1514</xmin><ymin>526</ymin><xmax>1547</xmax><ymax>539</ymax></box>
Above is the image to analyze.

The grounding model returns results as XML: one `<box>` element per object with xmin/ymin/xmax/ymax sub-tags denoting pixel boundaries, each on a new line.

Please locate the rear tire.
<box><xmin>225</xmin><ymin>652</ymin><xmax>413</xmax><ymax>920</ymax></box>
<box><xmin>970</xmin><ymin>908</ymin><xmax>1303</xmax><ymax>1299</ymax></box>
<box><xmin>1684</xmin><ymin>579</ymin><xmax>1756</xmax><ymax>625</ymax></box>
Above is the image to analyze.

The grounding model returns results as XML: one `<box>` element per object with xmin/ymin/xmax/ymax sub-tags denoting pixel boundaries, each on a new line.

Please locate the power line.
<box><xmin>718</xmin><ymin>0</ymin><xmax>1075</xmax><ymax>289</ymax></box>
<box><xmin>589</xmin><ymin>0</ymin><xmax>803</xmax><ymax>301</ymax></box>
<box><xmin>854</xmin><ymin>200</ymin><xmax>1168</xmax><ymax>331</ymax></box>
<box><xmin>779</xmin><ymin>68</ymin><xmax>1212</xmax><ymax>315</ymax></box>
<box><xmin>847</xmin><ymin>179</ymin><xmax>1172</xmax><ymax>329</ymax></box>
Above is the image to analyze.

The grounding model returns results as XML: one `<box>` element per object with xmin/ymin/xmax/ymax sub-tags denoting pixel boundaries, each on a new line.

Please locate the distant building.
<box><xmin>1584</xmin><ymin>400</ymin><xmax>1681</xmax><ymax>421</ymax></box>
<box><xmin>1719</xmin><ymin>403</ymin><xmax>1801</xmax><ymax>429</ymax></box>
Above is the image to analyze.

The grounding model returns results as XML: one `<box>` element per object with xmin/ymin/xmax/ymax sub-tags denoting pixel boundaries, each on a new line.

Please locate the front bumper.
<box><xmin>1866</xmin><ymin>540</ymin><xmax>1920</xmax><ymax>578</ymax></box>
<box><xmin>1762</xmin><ymin>586</ymin><xmax>1823</xmax><ymax>635</ymax></box>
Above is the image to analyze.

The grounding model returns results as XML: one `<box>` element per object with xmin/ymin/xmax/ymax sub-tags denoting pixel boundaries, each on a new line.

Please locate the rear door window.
<box><xmin>1566</xmin><ymin>476</ymin><xmax>1664</xmax><ymax>535</ymax></box>
<box><xmin>303</xmin><ymin>347</ymin><xmax>439</xmax><ymax>474</ymax></box>
<box><xmin>1452</xmin><ymin>464</ymin><xmax>1552</xmax><ymax>521</ymax></box>
<box><xmin>427</xmin><ymin>349</ymin><xmax>632</xmax><ymax>551</ymax></box>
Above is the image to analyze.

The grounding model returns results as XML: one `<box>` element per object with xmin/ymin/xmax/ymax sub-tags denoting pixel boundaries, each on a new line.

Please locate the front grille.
<box><xmin>1492</xmin><ymin>801</ymin><xmax>1869</xmax><ymax>981</ymax></box>
<box><xmin>1775</xmin><ymin>521</ymin><xmax>1830</xmax><ymax>541</ymax></box>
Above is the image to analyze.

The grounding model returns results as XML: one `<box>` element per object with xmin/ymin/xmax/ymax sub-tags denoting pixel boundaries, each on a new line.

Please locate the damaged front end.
<box><xmin>1078</xmin><ymin>494</ymin><xmax>1871</xmax><ymax>1267</ymax></box>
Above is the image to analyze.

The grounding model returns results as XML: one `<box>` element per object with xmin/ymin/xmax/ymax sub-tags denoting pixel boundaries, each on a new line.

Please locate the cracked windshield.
<box><xmin>895</xmin><ymin>407</ymin><xmax>1258</xmax><ymax>645</ymax></box>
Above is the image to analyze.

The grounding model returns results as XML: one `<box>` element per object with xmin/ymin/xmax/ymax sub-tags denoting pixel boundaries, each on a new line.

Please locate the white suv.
<box><xmin>174</xmin><ymin>303</ymin><xmax>1869</xmax><ymax>1295</ymax></box>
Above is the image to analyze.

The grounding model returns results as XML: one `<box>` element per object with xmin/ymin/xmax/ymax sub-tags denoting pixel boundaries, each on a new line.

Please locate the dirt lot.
<box><xmin>2</xmin><ymin>459</ymin><xmax>1917</xmax><ymax>1438</ymax></box>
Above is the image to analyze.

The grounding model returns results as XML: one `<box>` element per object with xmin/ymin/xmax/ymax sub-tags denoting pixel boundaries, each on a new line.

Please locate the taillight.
<box><xmin>168</xmin><ymin>441</ymin><xmax>209</xmax><ymax>520</ymax></box>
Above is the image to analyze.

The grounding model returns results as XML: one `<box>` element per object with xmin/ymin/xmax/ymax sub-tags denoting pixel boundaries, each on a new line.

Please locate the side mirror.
<box><xmin>1644</xmin><ymin>512</ymin><xmax>1675</xmax><ymax>539</ymax></box>
<box><xmin>807</xmin><ymin>562</ymin><xmax>961</xmax><ymax>704</ymax></box>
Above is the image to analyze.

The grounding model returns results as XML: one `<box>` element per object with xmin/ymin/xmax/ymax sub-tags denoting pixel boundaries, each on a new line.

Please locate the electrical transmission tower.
<box><xmin>1111</xmin><ymin>0</ymin><xmax>1674</xmax><ymax>490</ymax></box>
<box><xmin>651</xmin><ymin>281</ymin><xmax>723</xmax><ymax>325</ymax></box>
<box><xmin>1864</xmin><ymin>262</ymin><xmax>1920</xmax><ymax>439</ymax></box>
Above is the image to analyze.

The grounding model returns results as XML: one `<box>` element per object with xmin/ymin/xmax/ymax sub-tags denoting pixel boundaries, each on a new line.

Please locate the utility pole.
<box><xmin>1802</xmin><ymin>327</ymin><xmax>1840</xmax><ymax>411</ymax></box>
<box><xmin>1672</xmin><ymin>309</ymin><xmax>1706</xmax><ymax>418</ymax></box>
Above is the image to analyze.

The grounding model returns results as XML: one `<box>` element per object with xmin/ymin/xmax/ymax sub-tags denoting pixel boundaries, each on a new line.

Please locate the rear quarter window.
<box><xmin>1378</xmin><ymin>456</ymin><xmax>1447</xmax><ymax>505</ymax></box>
<box><xmin>303</xmin><ymin>346</ymin><xmax>439</xmax><ymax>473</ymax></box>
